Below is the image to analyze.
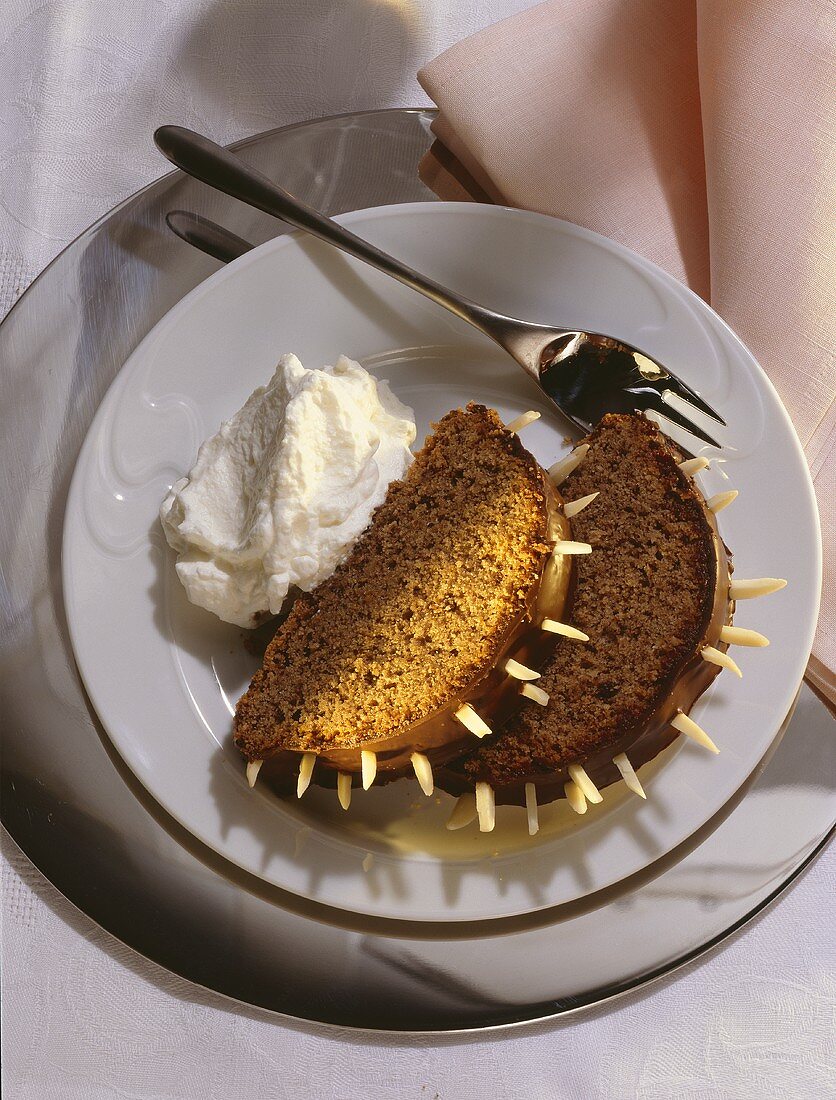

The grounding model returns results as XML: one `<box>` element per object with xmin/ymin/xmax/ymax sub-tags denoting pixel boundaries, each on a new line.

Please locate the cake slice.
<box><xmin>440</xmin><ymin>413</ymin><xmax>742</xmax><ymax>829</ymax></box>
<box><xmin>234</xmin><ymin>404</ymin><xmax>579</xmax><ymax>799</ymax></box>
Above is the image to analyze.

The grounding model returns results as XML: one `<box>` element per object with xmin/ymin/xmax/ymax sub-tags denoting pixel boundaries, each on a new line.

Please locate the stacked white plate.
<box><xmin>63</xmin><ymin>203</ymin><xmax>820</xmax><ymax>925</ymax></box>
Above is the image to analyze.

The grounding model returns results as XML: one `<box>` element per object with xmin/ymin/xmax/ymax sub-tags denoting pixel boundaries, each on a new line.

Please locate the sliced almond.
<box><xmin>521</xmin><ymin>683</ymin><xmax>550</xmax><ymax>706</ymax></box>
<box><xmin>548</xmin><ymin>444</ymin><xmax>590</xmax><ymax>486</ymax></box>
<box><xmin>337</xmin><ymin>772</ymin><xmax>352</xmax><ymax>810</ymax></box>
<box><xmin>410</xmin><ymin>752</ymin><xmax>434</xmax><ymax>796</ymax></box>
<box><xmin>671</xmin><ymin>711</ymin><xmax>719</xmax><ymax>753</ymax></box>
<box><xmin>297</xmin><ymin>752</ymin><xmax>316</xmax><ymax>798</ymax></box>
<box><xmin>701</xmin><ymin>645</ymin><xmax>743</xmax><ymax>678</ymax></box>
<box><xmin>613</xmin><ymin>752</ymin><xmax>646</xmax><ymax>799</ymax></box>
<box><xmin>729</xmin><ymin>577</ymin><xmax>787</xmax><ymax>600</ymax></box>
<box><xmin>446</xmin><ymin>794</ymin><xmax>478</xmax><ymax>831</ymax></box>
<box><xmin>564</xmin><ymin>492</ymin><xmax>599</xmax><ymax>518</ymax></box>
<box><xmin>720</xmin><ymin>625</ymin><xmax>769</xmax><ymax>647</ymax></box>
<box><xmin>360</xmin><ymin>750</ymin><xmax>377</xmax><ymax>790</ymax></box>
<box><xmin>505</xmin><ymin>409</ymin><xmax>541</xmax><ymax>433</ymax></box>
<box><xmin>679</xmin><ymin>456</ymin><xmax>710</xmax><ymax>476</ymax></box>
<box><xmin>504</xmin><ymin>658</ymin><xmax>540</xmax><ymax>681</ymax></box>
<box><xmin>564</xmin><ymin>780</ymin><xmax>587</xmax><ymax>815</ymax></box>
<box><xmin>475</xmin><ymin>782</ymin><xmax>496</xmax><ymax>832</ymax></box>
<box><xmin>454</xmin><ymin>703</ymin><xmax>492</xmax><ymax>738</ymax></box>
<box><xmin>245</xmin><ymin>760</ymin><xmax>263</xmax><ymax>788</ymax></box>
<box><xmin>524</xmin><ymin>782</ymin><xmax>540</xmax><ymax>836</ymax></box>
<box><xmin>707</xmin><ymin>489</ymin><xmax>738</xmax><ymax>514</ymax></box>
<box><xmin>568</xmin><ymin>763</ymin><xmax>603</xmax><ymax>804</ymax></box>
<box><xmin>541</xmin><ymin>618</ymin><xmax>589</xmax><ymax>642</ymax></box>
<box><xmin>553</xmin><ymin>540</ymin><xmax>592</xmax><ymax>555</ymax></box>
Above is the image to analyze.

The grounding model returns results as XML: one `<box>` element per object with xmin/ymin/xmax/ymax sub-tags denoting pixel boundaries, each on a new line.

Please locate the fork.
<box><xmin>154</xmin><ymin>125</ymin><xmax>724</xmax><ymax>447</ymax></box>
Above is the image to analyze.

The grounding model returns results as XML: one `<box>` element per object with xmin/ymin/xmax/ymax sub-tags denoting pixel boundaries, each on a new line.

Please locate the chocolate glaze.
<box><xmin>259</xmin><ymin>467</ymin><xmax>575</xmax><ymax>793</ymax></box>
<box><xmin>436</xmin><ymin>467</ymin><xmax>734</xmax><ymax>807</ymax></box>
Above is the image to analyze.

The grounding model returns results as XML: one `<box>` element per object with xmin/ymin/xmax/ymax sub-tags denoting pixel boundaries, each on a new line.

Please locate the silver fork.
<box><xmin>155</xmin><ymin>126</ymin><xmax>724</xmax><ymax>448</ymax></box>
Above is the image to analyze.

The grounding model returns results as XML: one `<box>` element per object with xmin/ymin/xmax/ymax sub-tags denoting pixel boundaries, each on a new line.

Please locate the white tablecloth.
<box><xmin>2</xmin><ymin>2</ymin><xmax>834</xmax><ymax>1096</ymax></box>
<box><xmin>4</xmin><ymin>833</ymin><xmax>834</xmax><ymax>1100</ymax></box>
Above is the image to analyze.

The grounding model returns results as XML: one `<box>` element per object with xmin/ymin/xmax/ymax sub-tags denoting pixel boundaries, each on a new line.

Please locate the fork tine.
<box><xmin>662</xmin><ymin>378</ymin><xmax>726</xmax><ymax>425</ymax></box>
<box><xmin>643</xmin><ymin>398</ymin><xmax>722</xmax><ymax>449</ymax></box>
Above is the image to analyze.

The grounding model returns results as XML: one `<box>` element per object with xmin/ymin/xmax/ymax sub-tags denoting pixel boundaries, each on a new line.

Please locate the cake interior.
<box><xmin>459</xmin><ymin>412</ymin><xmax>721</xmax><ymax>793</ymax></box>
<box><xmin>234</xmin><ymin>404</ymin><xmax>552</xmax><ymax>762</ymax></box>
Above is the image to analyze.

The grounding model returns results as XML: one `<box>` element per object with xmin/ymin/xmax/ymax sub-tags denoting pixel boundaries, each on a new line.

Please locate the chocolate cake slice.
<box><xmin>234</xmin><ymin>404</ymin><xmax>580</xmax><ymax>802</ymax></box>
<box><xmin>440</xmin><ymin>413</ymin><xmax>743</xmax><ymax>830</ymax></box>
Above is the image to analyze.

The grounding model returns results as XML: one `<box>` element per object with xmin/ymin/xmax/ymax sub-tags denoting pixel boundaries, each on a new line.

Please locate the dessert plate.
<box><xmin>61</xmin><ymin>201</ymin><xmax>820</xmax><ymax>922</ymax></box>
<box><xmin>5</xmin><ymin>109</ymin><xmax>833</xmax><ymax>1028</ymax></box>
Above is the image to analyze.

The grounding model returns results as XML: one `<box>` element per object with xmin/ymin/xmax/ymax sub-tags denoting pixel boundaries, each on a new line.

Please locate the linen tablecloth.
<box><xmin>2</xmin><ymin>2</ymin><xmax>833</xmax><ymax>1096</ymax></box>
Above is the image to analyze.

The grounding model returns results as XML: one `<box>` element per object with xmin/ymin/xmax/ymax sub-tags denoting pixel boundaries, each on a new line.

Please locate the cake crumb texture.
<box><xmin>465</xmin><ymin>413</ymin><xmax>716</xmax><ymax>786</ymax></box>
<box><xmin>234</xmin><ymin>404</ymin><xmax>549</xmax><ymax>760</ymax></box>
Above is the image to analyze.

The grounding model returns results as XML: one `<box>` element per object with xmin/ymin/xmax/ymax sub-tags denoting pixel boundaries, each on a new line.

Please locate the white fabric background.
<box><xmin>4</xmin><ymin>833</ymin><xmax>835</xmax><ymax>1100</ymax></box>
<box><xmin>1</xmin><ymin>2</ymin><xmax>834</xmax><ymax>1096</ymax></box>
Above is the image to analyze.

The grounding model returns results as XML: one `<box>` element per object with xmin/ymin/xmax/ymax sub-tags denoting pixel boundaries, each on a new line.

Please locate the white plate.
<box><xmin>62</xmin><ymin>202</ymin><xmax>820</xmax><ymax>922</ymax></box>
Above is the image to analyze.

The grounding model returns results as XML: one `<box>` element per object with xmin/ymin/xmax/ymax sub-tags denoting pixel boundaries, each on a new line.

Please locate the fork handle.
<box><xmin>154</xmin><ymin>126</ymin><xmax>542</xmax><ymax>375</ymax></box>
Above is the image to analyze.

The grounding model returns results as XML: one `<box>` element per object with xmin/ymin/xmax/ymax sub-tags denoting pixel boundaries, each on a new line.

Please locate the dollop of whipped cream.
<box><xmin>160</xmin><ymin>354</ymin><xmax>416</xmax><ymax>627</ymax></box>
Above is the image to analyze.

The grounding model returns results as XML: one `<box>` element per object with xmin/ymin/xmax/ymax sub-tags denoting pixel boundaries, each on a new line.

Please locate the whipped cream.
<box><xmin>160</xmin><ymin>354</ymin><xmax>416</xmax><ymax>627</ymax></box>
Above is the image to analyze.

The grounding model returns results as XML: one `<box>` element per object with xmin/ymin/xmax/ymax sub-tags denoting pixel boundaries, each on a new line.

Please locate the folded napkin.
<box><xmin>418</xmin><ymin>0</ymin><xmax>835</xmax><ymax>705</ymax></box>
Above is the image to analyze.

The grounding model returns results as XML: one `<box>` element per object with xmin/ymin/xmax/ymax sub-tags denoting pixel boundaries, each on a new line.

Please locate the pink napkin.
<box><xmin>418</xmin><ymin>0</ymin><xmax>835</xmax><ymax>705</ymax></box>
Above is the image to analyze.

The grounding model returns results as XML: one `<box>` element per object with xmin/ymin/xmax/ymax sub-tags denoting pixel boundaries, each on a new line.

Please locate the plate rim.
<box><xmin>5</xmin><ymin>818</ymin><xmax>832</xmax><ymax>1035</ymax></box>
